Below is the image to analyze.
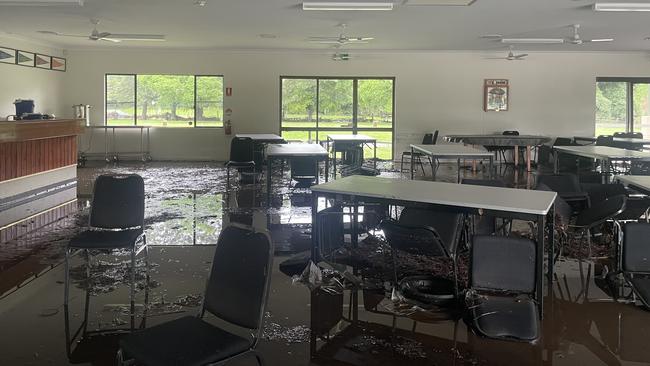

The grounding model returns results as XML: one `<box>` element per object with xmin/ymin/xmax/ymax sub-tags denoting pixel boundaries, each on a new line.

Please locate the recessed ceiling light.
<box><xmin>302</xmin><ymin>2</ymin><xmax>394</xmax><ymax>11</ymax></box>
<box><xmin>593</xmin><ymin>3</ymin><xmax>650</xmax><ymax>12</ymax></box>
<box><xmin>406</xmin><ymin>0</ymin><xmax>476</xmax><ymax>5</ymax></box>
<box><xmin>194</xmin><ymin>0</ymin><xmax>207</xmax><ymax>6</ymax></box>
<box><xmin>0</xmin><ymin>0</ymin><xmax>83</xmax><ymax>5</ymax></box>
<box><xmin>259</xmin><ymin>34</ymin><xmax>277</xmax><ymax>39</ymax></box>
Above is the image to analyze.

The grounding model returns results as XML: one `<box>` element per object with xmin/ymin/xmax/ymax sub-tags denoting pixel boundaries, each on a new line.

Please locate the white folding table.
<box><xmin>410</xmin><ymin>144</ymin><xmax>494</xmax><ymax>182</ymax></box>
<box><xmin>234</xmin><ymin>133</ymin><xmax>284</xmax><ymax>143</ymax></box>
<box><xmin>553</xmin><ymin>145</ymin><xmax>650</xmax><ymax>182</ymax></box>
<box><xmin>265</xmin><ymin>143</ymin><xmax>329</xmax><ymax>205</ymax></box>
<box><xmin>310</xmin><ymin>175</ymin><xmax>557</xmax><ymax>318</ymax></box>
<box><xmin>615</xmin><ymin>175</ymin><xmax>650</xmax><ymax>195</ymax></box>
<box><xmin>326</xmin><ymin>134</ymin><xmax>377</xmax><ymax>176</ymax></box>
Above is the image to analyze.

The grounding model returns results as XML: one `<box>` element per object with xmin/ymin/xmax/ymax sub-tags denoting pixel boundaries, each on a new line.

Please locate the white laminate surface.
<box><xmin>311</xmin><ymin>176</ymin><xmax>556</xmax><ymax>216</ymax></box>
<box><xmin>411</xmin><ymin>144</ymin><xmax>493</xmax><ymax>158</ymax></box>
<box><xmin>235</xmin><ymin>133</ymin><xmax>284</xmax><ymax>141</ymax></box>
<box><xmin>615</xmin><ymin>175</ymin><xmax>650</xmax><ymax>191</ymax></box>
<box><xmin>553</xmin><ymin>145</ymin><xmax>650</xmax><ymax>160</ymax></box>
<box><xmin>612</xmin><ymin>137</ymin><xmax>650</xmax><ymax>145</ymax></box>
<box><xmin>266</xmin><ymin>143</ymin><xmax>328</xmax><ymax>157</ymax></box>
<box><xmin>327</xmin><ymin>134</ymin><xmax>376</xmax><ymax>142</ymax></box>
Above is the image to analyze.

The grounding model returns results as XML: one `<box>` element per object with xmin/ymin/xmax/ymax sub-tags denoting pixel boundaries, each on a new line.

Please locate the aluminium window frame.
<box><xmin>104</xmin><ymin>73</ymin><xmax>225</xmax><ymax>128</ymax></box>
<box><xmin>597</xmin><ymin>77</ymin><xmax>650</xmax><ymax>133</ymax></box>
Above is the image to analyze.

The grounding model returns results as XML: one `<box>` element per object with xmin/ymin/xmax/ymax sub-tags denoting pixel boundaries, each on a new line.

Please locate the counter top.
<box><xmin>0</xmin><ymin>119</ymin><xmax>85</xmax><ymax>143</ymax></box>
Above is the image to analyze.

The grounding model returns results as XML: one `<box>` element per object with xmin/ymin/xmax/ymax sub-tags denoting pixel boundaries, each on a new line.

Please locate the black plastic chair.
<box><xmin>226</xmin><ymin>137</ymin><xmax>256</xmax><ymax>190</ymax></box>
<box><xmin>65</xmin><ymin>174</ymin><xmax>147</xmax><ymax>331</ymax></box>
<box><xmin>117</xmin><ymin>224</ymin><xmax>273</xmax><ymax>366</ymax></box>
<box><xmin>536</xmin><ymin>174</ymin><xmax>591</xmax><ymax>210</ymax></box>
<box><xmin>400</xmin><ymin>131</ymin><xmax>438</xmax><ymax>173</ymax></box>
<box><xmin>620</xmin><ymin>223</ymin><xmax>650</xmax><ymax>309</ymax></box>
<box><xmin>461</xmin><ymin>179</ymin><xmax>509</xmax><ymax>235</ymax></box>
<box><xmin>572</xmin><ymin>195</ymin><xmax>626</xmax><ymax>258</ymax></box>
<box><xmin>290</xmin><ymin>157</ymin><xmax>318</xmax><ymax>187</ymax></box>
<box><xmin>465</xmin><ymin>235</ymin><xmax>539</xmax><ymax>342</ymax></box>
<box><xmin>398</xmin><ymin>207</ymin><xmax>464</xmax><ymax>256</ymax></box>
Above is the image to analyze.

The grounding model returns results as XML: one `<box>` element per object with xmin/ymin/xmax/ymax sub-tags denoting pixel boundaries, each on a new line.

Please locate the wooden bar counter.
<box><xmin>0</xmin><ymin>119</ymin><xmax>85</xmax><ymax>230</ymax></box>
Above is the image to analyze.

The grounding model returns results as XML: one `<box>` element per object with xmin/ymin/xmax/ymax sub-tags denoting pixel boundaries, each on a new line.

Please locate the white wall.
<box><xmin>0</xmin><ymin>35</ymin><xmax>67</xmax><ymax>118</ymax></box>
<box><xmin>63</xmin><ymin>48</ymin><xmax>650</xmax><ymax>161</ymax></box>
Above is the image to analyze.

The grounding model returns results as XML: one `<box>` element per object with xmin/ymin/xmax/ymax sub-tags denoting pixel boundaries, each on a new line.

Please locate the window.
<box><xmin>105</xmin><ymin>74</ymin><xmax>223</xmax><ymax>127</ymax></box>
<box><xmin>596</xmin><ymin>78</ymin><xmax>650</xmax><ymax>136</ymax></box>
<box><xmin>280</xmin><ymin>77</ymin><xmax>394</xmax><ymax>159</ymax></box>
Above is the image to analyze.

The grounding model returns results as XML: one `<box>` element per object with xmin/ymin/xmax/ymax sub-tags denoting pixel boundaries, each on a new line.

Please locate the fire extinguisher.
<box><xmin>224</xmin><ymin>119</ymin><xmax>232</xmax><ymax>135</ymax></box>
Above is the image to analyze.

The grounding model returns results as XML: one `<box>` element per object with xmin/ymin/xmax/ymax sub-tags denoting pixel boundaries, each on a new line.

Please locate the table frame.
<box><xmin>81</xmin><ymin>126</ymin><xmax>151</xmax><ymax>163</ymax></box>
<box><xmin>409</xmin><ymin>144</ymin><xmax>494</xmax><ymax>182</ymax></box>
<box><xmin>326</xmin><ymin>135</ymin><xmax>377</xmax><ymax>177</ymax></box>
<box><xmin>310</xmin><ymin>178</ymin><xmax>555</xmax><ymax>319</ymax></box>
<box><xmin>553</xmin><ymin>145</ymin><xmax>650</xmax><ymax>183</ymax></box>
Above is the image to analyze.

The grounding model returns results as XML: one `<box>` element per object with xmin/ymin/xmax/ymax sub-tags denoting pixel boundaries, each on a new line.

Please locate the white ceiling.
<box><xmin>1</xmin><ymin>0</ymin><xmax>650</xmax><ymax>52</ymax></box>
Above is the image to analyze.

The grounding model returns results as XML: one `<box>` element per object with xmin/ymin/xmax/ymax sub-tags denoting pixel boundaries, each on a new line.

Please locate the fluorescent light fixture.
<box><xmin>302</xmin><ymin>2</ymin><xmax>394</xmax><ymax>11</ymax></box>
<box><xmin>590</xmin><ymin>38</ymin><xmax>614</xmax><ymax>42</ymax></box>
<box><xmin>406</xmin><ymin>0</ymin><xmax>476</xmax><ymax>5</ymax></box>
<box><xmin>593</xmin><ymin>3</ymin><xmax>650</xmax><ymax>11</ymax></box>
<box><xmin>0</xmin><ymin>0</ymin><xmax>83</xmax><ymax>5</ymax></box>
<box><xmin>501</xmin><ymin>38</ymin><xmax>565</xmax><ymax>44</ymax></box>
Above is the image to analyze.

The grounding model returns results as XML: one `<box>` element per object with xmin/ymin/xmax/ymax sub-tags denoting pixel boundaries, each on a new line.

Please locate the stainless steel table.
<box><xmin>82</xmin><ymin>126</ymin><xmax>151</xmax><ymax>163</ymax></box>
<box><xmin>265</xmin><ymin>143</ymin><xmax>329</xmax><ymax>205</ymax></box>
<box><xmin>410</xmin><ymin>144</ymin><xmax>494</xmax><ymax>182</ymax></box>
<box><xmin>553</xmin><ymin>145</ymin><xmax>650</xmax><ymax>183</ymax></box>
<box><xmin>326</xmin><ymin>134</ymin><xmax>377</xmax><ymax>177</ymax></box>
<box><xmin>310</xmin><ymin>175</ymin><xmax>557</xmax><ymax>318</ymax></box>
<box><xmin>445</xmin><ymin>134</ymin><xmax>551</xmax><ymax>171</ymax></box>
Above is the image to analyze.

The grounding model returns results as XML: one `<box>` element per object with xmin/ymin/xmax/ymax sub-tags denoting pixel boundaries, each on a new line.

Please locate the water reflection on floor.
<box><xmin>0</xmin><ymin>161</ymin><xmax>648</xmax><ymax>365</ymax></box>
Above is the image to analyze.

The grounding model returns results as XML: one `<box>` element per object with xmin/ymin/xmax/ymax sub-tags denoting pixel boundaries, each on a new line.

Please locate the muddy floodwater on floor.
<box><xmin>0</xmin><ymin>161</ymin><xmax>649</xmax><ymax>365</ymax></box>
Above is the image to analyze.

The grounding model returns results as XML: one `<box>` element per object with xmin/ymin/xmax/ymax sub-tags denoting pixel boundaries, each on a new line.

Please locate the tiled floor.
<box><xmin>0</xmin><ymin>160</ymin><xmax>648</xmax><ymax>366</ymax></box>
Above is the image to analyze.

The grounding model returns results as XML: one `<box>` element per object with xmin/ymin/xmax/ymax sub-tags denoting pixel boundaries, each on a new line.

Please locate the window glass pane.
<box><xmin>137</xmin><ymin>75</ymin><xmax>195</xmax><ymax>127</ymax></box>
<box><xmin>196</xmin><ymin>76</ymin><xmax>223</xmax><ymax>127</ymax></box>
<box><xmin>106</xmin><ymin>75</ymin><xmax>135</xmax><ymax>126</ymax></box>
<box><xmin>633</xmin><ymin>83</ymin><xmax>650</xmax><ymax>137</ymax></box>
<box><xmin>357</xmin><ymin>79</ymin><xmax>393</xmax><ymax>129</ymax></box>
<box><xmin>596</xmin><ymin>81</ymin><xmax>627</xmax><ymax>136</ymax></box>
<box><xmin>281</xmin><ymin>130</ymin><xmax>318</xmax><ymax>143</ymax></box>
<box><xmin>358</xmin><ymin>130</ymin><xmax>393</xmax><ymax>161</ymax></box>
<box><xmin>318</xmin><ymin>79</ymin><xmax>353</xmax><ymax>129</ymax></box>
<box><xmin>282</xmin><ymin>79</ymin><xmax>317</xmax><ymax>129</ymax></box>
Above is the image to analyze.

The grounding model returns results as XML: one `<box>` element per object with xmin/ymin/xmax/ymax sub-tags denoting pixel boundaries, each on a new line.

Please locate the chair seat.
<box><xmin>559</xmin><ymin>191</ymin><xmax>590</xmax><ymax>202</ymax></box>
<box><xmin>469</xmin><ymin>295</ymin><xmax>539</xmax><ymax>342</ymax></box>
<box><xmin>119</xmin><ymin>316</ymin><xmax>252</xmax><ymax>366</ymax></box>
<box><xmin>629</xmin><ymin>276</ymin><xmax>650</xmax><ymax>308</ymax></box>
<box><xmin>401</xmin><ymin>151</ymin><xmax>425</xmax><ymax>157</ymax></box>
<box><xmin>69</xmin><ymin>229</ymin><xmax>143</xmax><ymax>249</ymax></box>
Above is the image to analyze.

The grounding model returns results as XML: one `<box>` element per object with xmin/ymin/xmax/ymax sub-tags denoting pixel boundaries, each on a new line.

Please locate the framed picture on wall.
<box><xmin>16</xmin><ymin>50</ymin><xmax>35</xmax><ymax>67</ymax></box>
<box><xmin>0</xmin><ymin>47</ymin><xmax>15</xmax><ymax>64</ymax></box>
<box><xmin>51</xmin><ymin>57</ymin><xmax>66</xmax><ymax>71</ymax></box>
<box><xmin>35</xmin><ymin>54</ymin><xmax>51</xmax><ymax>69</ymax></box>
<box><xmin>484</xmin><ymin>79</ymin><xmax>509</xmax><ymax>112</ymax></box>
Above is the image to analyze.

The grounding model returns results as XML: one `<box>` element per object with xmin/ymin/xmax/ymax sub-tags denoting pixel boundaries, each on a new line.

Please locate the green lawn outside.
<box><xmin>281</xmin><ymin>130</ymin><xmax>393</xmax><ymax>160</ymax></box>
<box><xmin>107</xmin><ymin>119</ymin><xmax>223</xmax><ymax>127</ymax></box>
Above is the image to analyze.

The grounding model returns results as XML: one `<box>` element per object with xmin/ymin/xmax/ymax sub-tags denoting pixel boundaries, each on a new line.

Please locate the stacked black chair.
<box><xmin>536</xmin><ymin>174</ymin><xmax>590</xmax><ymax>211</ymax></box>
<box><xmin>400</xmin><ymin>131</ymin><xmax>438</xmax><ymax>173</ymax></box>
<box><xmin>571</xmin><ymin>195</ymin><xmax>626</xmax><ymax>258</ymax></box>
<box><xmin>225</xmin><ymin>137</ymin><xmax>256</xmax><ymax>191</ymax></box>
<box><xmin>398</xmin><ymin>207</ymin><xmax>464</xmax><ymax>256</ymax></box>
<box><xmin>289</xmin><ymin>157</ymin><xmax>319</xmax><ymax>187</ymax></box>
<box><xmin>117</xmin><ymin>224</ymin><xmax>273</xmax><ymax>366</ymax></box>
<box><xmin>620</xmin><ymin>223</ymin><xmax>650</xmax><ymax>309</ymax></box>
<box><xmin>65</xmin><ymin>174</ymin><xmax>147</xmax><ymax>331</ymax></box>
<box><xmin>465</xmin><ymin>235</ymin><xmax>539</xmax><ymax>342</ymax></box>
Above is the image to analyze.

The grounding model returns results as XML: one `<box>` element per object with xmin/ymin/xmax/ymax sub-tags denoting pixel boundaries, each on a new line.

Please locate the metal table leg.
<box><xmin>457</xmin><ymin>158</ymin><xmax>461</xmax><ymax>183</ymax></box>
<box><xmin>547</xmin><ymin>204</ymin><xmax>556</xmax><ymax>281</ymax></box>
<box><xmin>373</xmin><ymin>140</ymin><xmax>377</xmax><ymax>170</ymax></box>
<box><xmin>332</xmin><ymin>141</ymin><xmax>337</xmax><ymax>179</ymax></box>
<box><xmin>553</xmin><ymin>150</ymin><xmax>559</xmax><ymax>174</ymax></box>
<box><xmin>410</xmin><ymin>145</ymin><xmax>415</xmax><ymax>179</ymax></box>
<box><xmin>536</xmin><ymin>214</ymin><xmax>545</xmax><ymax>319</ymax></box>
<box><xmin>325</xmin><ymin>157</ymin><xmax>329</xmax><ymax>182</ymax></box>
<box><xmin>489</xmin><ymin>156</ymin><xmax>494</xmax><ymax>179</ymax></box>
<box><xmin>266</xmin><ymin>157</ymin><xmax>273</xmax><ymax>207</ymax></box>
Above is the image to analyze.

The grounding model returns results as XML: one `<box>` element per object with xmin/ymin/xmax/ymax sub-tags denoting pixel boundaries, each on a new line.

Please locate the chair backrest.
<box><xmin>554</xmin><ymin>137</ymin><xmax>576</xmax><ymax>146</ymax></box>
<box><xmin>290</xmin><ymin>157</ymin><xmax>318</xmax><ymax>180</ymax></box>
<box><xmin>398</xmin><ymin>207</ymin><xmax>463</xmax><ymax>256</ymax></box>
<box><xmin>203</xmin><ymin>225</ymin><xmax>273</xmax><ymax>330</ymax></box>
<box><xmin>229</xmin><ymin>137</ymin><xmax>255</xmax><ymax>163</ymax></box>
<box><xmin>317</xmin><ymin>206</ymin><xmax>346</xmax><ymax>258</ymax></box>
<box><xmin>89</xmin><ymin>174</ymin><xmax>145</xmax><ymax>229</ymax></box>
<box><xmin>596</xmin><ymin>135</ymin><xmax>614</xmax><ymax>147</ymax></box>
<box><xmin>623</xmin><ymin>222</ymin><xmax>650</xmax><ymax>273</ymax></box>
<box><xmin>471</xmin><ymin>235</ymin><xmax>536</xmax><ymax>293</ymax></box>
<box><xmin>432</xmin><ymin>130</ymin><xmax>439</xmax><ymax>144</ymax></box>
<box><xmin>461</xmin><ymin>178</ymin><xmax>506</xmax><ymax>188</ymax></box>
<box><xmin>614</xmin><ymin>132</ymin><xmax>643</xmax><ymax>139</ymax></box>
<box><xmin>422</xmin><ymin>133</ymin><xmax>434</xmax><ymax>145</ymax></box>
<box><xmin>536</xmin><ymin>174</ymin><xmax>581</xmax><ymax>193</ymax></box>
<box><xmin>535</xmin><ymin>183</ymin><xmax>572</xmax><ymax>228</ymax></box>
<box><xmin>575</xmin><ymin>194</ymin><xmax>626</xmax><ymax>228</ymax></box>
<box><xmin>502</xmin><ymin>130</ymin><xmax>520</xmax><ymax>136</ymax></box>
<box><xmin>380</xmin><ymin>219</ymin><xmax>448</xmax><ymax>257</ymax></box>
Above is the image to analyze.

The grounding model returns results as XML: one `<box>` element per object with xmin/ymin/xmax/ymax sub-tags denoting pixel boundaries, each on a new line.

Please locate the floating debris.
<box><xmin>349</xmin><ymin>334</ymin><xmax>428</xmax><ymax>360</ymax></box>
<box><xmin>263</xmin><ymin>322</ymin><xmax>311</xmax><ymax>344</ymax></box>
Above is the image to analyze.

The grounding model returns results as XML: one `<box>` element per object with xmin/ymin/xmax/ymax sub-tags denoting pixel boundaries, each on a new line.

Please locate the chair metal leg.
<box><xmin>254</xmin><ymin>351</ymin><xmax>265</xmax><ymax>366</ymax></box>
<box><xmin>130</xmin><ymin>247</ymin><xmax>136</xmax><ymax>331</ymax></box>
<box><xmin>226</xmin><ymin>166</ymin><xmax>231</xmax><ymax>191</ymax></box>
<box><xmin>64</xmin><ymin>248</ymin><xmax>71</xmax><ymax>306</ymax></box>
<box><xmin>400</xmin><ymin>154</ymin><xmax>405</xmax><ymax>172</ymax></box>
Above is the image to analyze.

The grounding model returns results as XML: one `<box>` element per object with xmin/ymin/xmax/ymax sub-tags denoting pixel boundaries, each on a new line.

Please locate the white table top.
<box><xmin>327</xmin><ymin>134</ymin><xmax>376</xmax><ymax>142</ymax></box>
<box><xmin>411</xmin><ymin>144</ymin><xmax>493</xmax><ymax>157</ymax></box>
<box><xmin>615</xmin><ymin>175</ymin><xmax>650</xmax><ymax>191</ymax></box>
<box><xmin>311</xmin><ymin>176</ymin><xmax>556</xmax><ymax>216</ymax></box>
<box><xmin>613</xmin><ymin>137</ymin><xmax>650</xmax><ymax>144</ymax></box>
<box><xmin>235</xmin><ymin>133</ymin><xmax>284</xmax><ymax>141</ymax></box>
<box><xmin>265</xmin><ymin>143</ymin><xmax>328</xmax><ymax>157</ymax></box>
<box><xmin>554</xmin><ymin>145</ymin><xmax>650</xmax><ymax>160</ymax></box>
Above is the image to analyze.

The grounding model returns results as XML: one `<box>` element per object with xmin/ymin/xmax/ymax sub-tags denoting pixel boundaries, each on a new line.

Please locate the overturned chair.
<box><xmin>117</xmin><ymin>224</ymin><xmax>273</xmax><ymax>366</ymax></box>
<box><xmin>465</xmin><ymin>235</ymin><xmax>540</xmax><ymax>342</ymax></box>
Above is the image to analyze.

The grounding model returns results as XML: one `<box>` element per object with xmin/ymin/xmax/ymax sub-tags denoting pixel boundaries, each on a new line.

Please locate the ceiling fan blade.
<box><xmin>310</xmin><ymin>40</ymin><xmax>342</xmax><ymax>44</ymax></box>
<box><xmin>37</xmin><ymin>30</ymin><xmax>87</xmax><ymax>37</ymax></box>
<box><xmin>105</xmin><ymin>34</ymin><xmax>166</xmax><ymax>41</ymax></box>
<box><xmin>307</xmin><ymin>37</ymin><xmax>339</xmax><ymax>41</ymax></box>
<box><xmin>514</xmin><ymin>54</ymin><xmax>528</xmax><ymax>58</ymax></box>
<box><xmin>587</xmin><ymin>38</ymin><xmax>614</xmax><ymax>43</ymax></box>
<box><xmin>99</xmin><ymin>37</ymin><xmax>121</xmax><ymax>43</ymax></box>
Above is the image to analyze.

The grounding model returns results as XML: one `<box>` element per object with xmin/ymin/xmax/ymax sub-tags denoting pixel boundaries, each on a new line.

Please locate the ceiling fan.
<box><xmin>486</xmin><ymin>46</ymin><xmax>528</xmax><ymax>61</ymax></box>
<box><xmin>332</xmin><ymin>52</ymin><xmax>352</xmax><ymax>61</ymax></box>
<box><xmin>308</xmin><ymin>23</ymin><xmax>373</xmax><ymax>45</ymax></box>
<box><xmin>482</xmin><ymin>24</ymin><xmax>613</xmax><ymax>45</ymax></box>
<box><xmin>38</xmin><ymin>19</ymin><xmax>165</xmax><ymax>42</ymax></box>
